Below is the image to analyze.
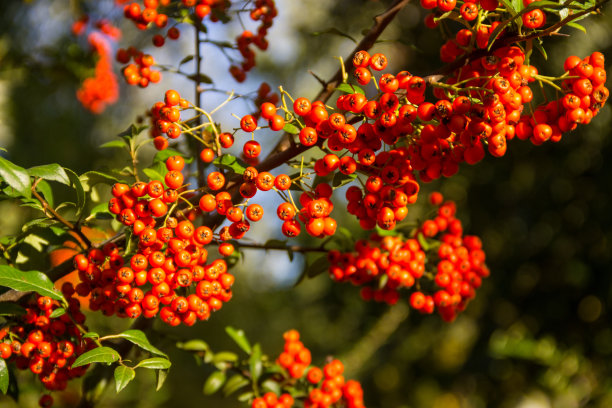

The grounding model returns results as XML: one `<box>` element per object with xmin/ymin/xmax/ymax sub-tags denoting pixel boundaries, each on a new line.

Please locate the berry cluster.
<box><xmin>421</xmin><ymin>0</ymin><xmax>546</xmax><ymax>31</ymax></box>
<box><xmin>0</xmin><ymin>294</ymin><xmax>94</xmax><ymax>405</ymax></box>
<box><xmin>328</xmin><ymin>193</ymin><xmax>489</xmax><ymax>322</ymax></box>
<box><xmin>267</xmin><ymin>330</ymin><xmax>366</xmax><ymax>408</ymax></box>
<box><xmin>75</xmin><ymin>29</ymin><xmax>119</xmax><ymax>113</ymax></box>
<box><xmin>231</xmin><ymin>0</ymin><xmax>278</xmax><ymax>82</ymax></box>
<box><xmin>108</xmin><ymin>156</ymin><xmax>185</xmax><ymax>229</ymax></box>
<box><xmin>242</xmin><ymin>44</ymin><xmax>607</xmax><ymax>235</ymax></box>
<box><xmin>71</xmin><ymin>227</ymin><xmax>234</xmax><ymax>326</ymax></box>
<box><xmin>148</xmin><ymin>89</ymin><xmax>189</xmax><ymax>150</ymax></box>
<box><xmin>116</xmin><ymin>47</ymin><xmax>162</xmax><ymax>88</ymax></box>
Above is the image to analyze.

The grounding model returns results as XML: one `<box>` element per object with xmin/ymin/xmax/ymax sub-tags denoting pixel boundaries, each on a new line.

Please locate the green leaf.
<box><xmin>176</xmin><ymin>339</ymin><xmax>211</xmax><ymax>353</ymax></box>
<box><xmin>307</xmin><ymin>255</ymin><xmax>329</xmax><ymax>278</ymax></box>
<box><xmin>72</xmin><ymin>347</ymin><xmax>121</xmax><ymax>368</ymax></box>
<box><xmin>283</xmin><ymin>123</ymin><xmax>300</xmax><ymax>135</ymax></box>
<box><xmin>0</xmin><ymin>358</ymin><xmax>8</xmax><ymax>394</ymax></box>
<box><xmin>135</xmin><ymin>357</ymin><xmax>172</xmax><ymax>370</ymax></box>
<box><xmin>533</xmin><ymin>39</ymin><xmax>548</xmax><ymax>60</ymax></box>
<box><xmin>212</xmin><ymin>351</ymin><xmax>239</xmax><ymax>364</ymax></box>
<box><xmin>0</xmin><ymin>266</ymin><xmax>63</xmax><ymax>301</ymax></box>
<box><xmin>261</xmin><ymin>379</ymin><xmax>281</xmax><ymax>395</ymax></box>
<box><xmin>112</xmin><ymin>330</ymin><xmax>167</xmax><ymax>357</ymax></box>
<box><xmin>0</xmin><ymin>156</ymin><xmax>31</xmax><ymax>198</ymax></box>
<box><xmin>90</xmin><ymin>202</ymin><xmax>113</xmax><ymax>220</ymax></box>
<box><xmin>80</xmin><ymin>171</ymin><xmax>121</xmax><ymax>192</ymax></box>
<box><xmin>28</xmin><ymin>164</ymin><xmax>70</xmax><ymax>185</ymax></box>
<box><xmin>248</xmin><ymin>343</ymin><xmax>263</xmax><ymax>383</ymax></box>
<box><xmin>225</xmin><ymin>327</ymin><xmax>251</xmax><ymax>354</ymax></box>
<box><xmin>187</xmin><ymin>73</ymin><xmax>213</xmax><ymax>84</ymax></box>
<box><xmin>0</xmin><ymin>303</ymin><xmax>26</xmax><ymax>316</ymax></box>
<box><xmin>332</xmin><ymin>172</ymin><xmax>357</xmax><ymax>188</ymax></box>
<box><xmin>153</xmin><ymin>149</ymin><xmax>193</xmax><ymax>164</ymax></box>
<box><xmin>100</xmin><ymin>139</ymin><xmax>129</xmax><ymax>150</ymax></box>
<box><xmin>566</xmin><ymin>22</ymin><xmax>586</xmax><ymax>33</ymax></box>
<box><xmin>312</xmin><ymin>27</ymin><xmax>357</xmax><ymax>43</ymax></box>
<box><xmin>203</xmin><ymin>371</ymin><xmax>226</xmax><ymax>395</ymax></box>
<box><xmin>48</xmin><ymin>308</ymin><xmax>66</xmax><ymax>318</ymax></box>
<box><xmin>117</xmin><ymin>124</ymin><xmax>147</xmax><ymax>139</ymax></box>
<box><xmin>143</xmin><ymin>161</ymin><xmax>167</xmax><ymax>182</ymax></box>
<box><xmin>114</xmin><ymin>365</ymin><xmax>135</xmax><ymax>393</ymax></box>
<box><xmin>335</xmin><ymin>83</ymin><xmax>365</xmax><ymax>95</ymax></box>
<box><xmin>222</xmin><ymin>374</ymin><xmax>250</xmax><ymax>397</ymax></box>
<box><xmin>416</xmin><ymin>232</ymin><xmax>430</xmax><ymax>251</ymax></box>
<box><xmin>178</xmin><ymin>55</ymin><xmax>195</xmax><ymax>66</ymax></box>
<box><xmin>64</xmin><ymin>168</ymin><xmax>85</xmax><ymax>215</ymax></box>
<box><xmin>213</xmin><ymin>154</ymin><xmax>248</xmax><ymax>175</ymax></box>
<box><xmin>83</xmin><ymin>332</ymin><xmax>100</xmax><ymax>340</ymax></box>
<box><xmin>35</xmin><ymin>179</ymin><xmax>54</xmax><ymax>208</ymax></box>
<box><xmin>156</xmin><ymin>369</ymin><xmax>169</xmax><ymax>391</ymax></box>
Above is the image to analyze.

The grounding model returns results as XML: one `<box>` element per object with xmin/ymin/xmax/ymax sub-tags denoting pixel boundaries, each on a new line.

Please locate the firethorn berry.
<box><xmin>200</xmin><ymin>148</ymin><xmax>215</xmax><ymax>162</ymax></box>
<box><xmin>241</xmin><ymin>115</ymin><xmax>257</xmax><ymax>132</ymax></box>
<box><xmin>219</xmin><ymin>132</ymin><xmax>235</xmax><ymax>148</ymax></box>
<box><xmin>243</xmin><ymin>140</ymin><xmax>262</xmax><ymax>158</ymax></box>
<box><xmin>293</xmin><ymin>97</ymin><xmax>311</xmax><ymax>116</ymax></box>
<box><xmin>268</xmin><ymin>114</ymin><xmax>285</xmax><ymax>131</ymax></box>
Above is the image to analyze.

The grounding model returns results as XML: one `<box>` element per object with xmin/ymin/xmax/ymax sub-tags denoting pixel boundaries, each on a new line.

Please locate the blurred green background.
<box><xmin>1</xmin><ymin>0</ymin><xmax>612</xmax><ymax>407</ymax></box>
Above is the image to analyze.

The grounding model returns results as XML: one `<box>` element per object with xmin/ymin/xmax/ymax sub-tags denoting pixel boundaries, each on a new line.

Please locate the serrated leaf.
<box><xmin>213</xmin><ymin>154</ymin><xmax>248</xmax><ymax>175</ymax></box>
<box><xmin>49</xmin><ymin>308</ymin><xmax>66</xmax><ymax>318</ymax></box>
<box><xmin>135</xmin><ymin>357</ymin><xmax>172</xmax><ymax>369</ymax></box>
<box><xmin>114</xmin><ymin>365</ymin><xmax>135</xmax><ymax>393</ymax></box>
<box><xmin>0</xmin><ymin>266</ymin><xmax>63</xmax><ymax>301</ymax></box>
<box><xmin>307</xmin><ymin>256</ymin><xmax>329</xmax><ymax>278</ymax></box>
<box><xmin>203</xmin><ymin>371</ymin><xmax>226</xmax><ymax>395</ymax></box>
<box><xmin>222</xmin><ymin>374</ymin><xmax>250</xmax><ymax>397</ymax></box>
<box><xmin>0</xmin><ymin>156</ymin><xmax>31</xmax><ymax>198</ymax></box>
<box><xmin>312</xmin><ymin>27</ymin><xmax>357</xmax><ymax>43</ymax></box>
<box><xmin>0</xmin><ymin>358</ymin><xmax>8</xmax><ymax>394</ymax></box>
<box><xmin>283</xmin><ymin>123</ymin><xmax>300</xmax><ymax>135</ymax></box>
<box><xmin>225</xmin><ymin>327</ymin><xmax>251</xmax><ymax>354</ymax></box>
<box><xmin>28</xmin><ymin>164</ymin><xmax>70</xmax><ymax>186</ymax></box>
<box><xmin>100</xmin><ymin>139</ymin><xmax>129</xmax><ymax>150</ymax></box>
<box><xmin>112</xmin><ymin>330</ymin><xmax>167</xmax><ymax>357</ymax></box>
<box><xmin>176</xmin><ymin>339</ymin><xmax>211</xmax><ymax>352</ymax></box>
<box><xmin>72</xmin><ymin>347</ymin><xmax>121</xmax><ymax>368</ymax></box>
<box><xmin>0</xmin><ymin>303</ymin><xmax>26</xmax><ymax>316</ymax></box>
<box><xmin>156</xmin><ymin>369</ymin><xmax>169</xmax><ymax>391</ymax></box>
<box><xmin>248</xmin><ymin>343</ymin><xmax>262</xmax><ymax>383</ymax></box>
<box><xmin>335</xmin><ymin>83</ymin><xmax>365</xmax><ymax>95</ymax></box>
<box><xmin>64</xmin><ymin>168</ymin><xmax>85</xmax><ymax>215</ymax></box>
